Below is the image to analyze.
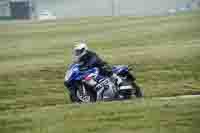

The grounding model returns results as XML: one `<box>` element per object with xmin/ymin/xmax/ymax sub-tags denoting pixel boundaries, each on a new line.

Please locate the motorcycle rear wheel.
<box><xmin>132</xmin><ymin>82</ymin><xmax>143</xmax><ymax>98</ymax></box>
<box><xmin>124</xmin><ymin>72</ymin><xmax>143</xmax><ymax>98</ymax></box>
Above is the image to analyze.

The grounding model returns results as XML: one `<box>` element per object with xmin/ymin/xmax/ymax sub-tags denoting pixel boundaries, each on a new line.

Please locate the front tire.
<box><xmin>75</xmin><ymin>84</ymin><xmax>96</xmax><ymax>103</ymax></box>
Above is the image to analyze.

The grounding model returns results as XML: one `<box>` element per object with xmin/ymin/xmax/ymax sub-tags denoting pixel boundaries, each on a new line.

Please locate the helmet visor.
<box><xmin>74</xmin><ymin>48</ymin><xmax>85</xmax><ymax>56</ymax></box>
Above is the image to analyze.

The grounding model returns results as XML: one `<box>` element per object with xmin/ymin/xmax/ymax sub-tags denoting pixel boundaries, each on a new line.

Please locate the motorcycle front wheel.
<box><xmin>76</xmin><ymin>84</ymin><xmax>96</xmax><ymax>103</ymax></box>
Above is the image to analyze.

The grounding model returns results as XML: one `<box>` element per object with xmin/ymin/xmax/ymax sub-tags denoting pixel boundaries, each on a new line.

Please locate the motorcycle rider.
<box><xmin>64</xmin><ymin>42</ymin><xmax>122</xmax><ymax>100</ymax></box>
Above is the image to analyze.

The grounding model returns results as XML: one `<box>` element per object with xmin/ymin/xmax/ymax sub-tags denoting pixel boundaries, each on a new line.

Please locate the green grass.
<box><xmin>0</xmin><ymin>11</ymin><xmax>200</xmax><ymax>133</ymax></box>
<box><xmin>1</xmin><ymin>97</ymin><xmax>200</xmax><ymax>133</ymax></box>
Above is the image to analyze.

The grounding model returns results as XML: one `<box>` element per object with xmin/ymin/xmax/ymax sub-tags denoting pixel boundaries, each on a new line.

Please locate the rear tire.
<box><xmin>125</xmin><ymin>72</ymin><xmax>143</xmax><ymax>98</ymax></box>
<box><xmin>132</xmin><ymin>82</ymin><xmax>143</xmax><ymax>98</ymax></box>
<box><xmin>120</xmin><ymin>90</ymin><xmax>132</xmax><ymax>99</ymax></box>
<box><xmin>118</xmin><ymin>81</ymin><xmax>133</xmax><ymax>100</ymax></box>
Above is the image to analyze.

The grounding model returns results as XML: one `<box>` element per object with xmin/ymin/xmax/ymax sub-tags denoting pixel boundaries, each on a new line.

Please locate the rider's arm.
<box><xmin>90</xmin><ymin>52</ymin><xmax>113</xmax><ymax>76</ymax></box>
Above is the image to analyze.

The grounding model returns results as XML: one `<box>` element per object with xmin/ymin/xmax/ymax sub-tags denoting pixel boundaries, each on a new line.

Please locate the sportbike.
<box><xmin>64</xmin><ymin>64</ymin><xmax>143</xmax><ymax>103</ymax></box>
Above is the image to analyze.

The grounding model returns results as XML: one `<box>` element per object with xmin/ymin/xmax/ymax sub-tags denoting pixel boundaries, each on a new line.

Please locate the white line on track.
<box><xmin>158</xmin><ymin>95</ymin><xmax>200</xmax><ymax>100</ymax></box>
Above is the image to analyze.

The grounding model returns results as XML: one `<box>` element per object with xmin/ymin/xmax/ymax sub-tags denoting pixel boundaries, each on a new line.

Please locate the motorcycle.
<box><xmin>64</xmin><ymin>64</ymin><xmax>143</xmax><ymax>103</ymax></box>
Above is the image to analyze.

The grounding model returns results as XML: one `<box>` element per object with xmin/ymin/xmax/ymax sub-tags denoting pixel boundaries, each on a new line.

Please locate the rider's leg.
<box><xmin>100</xmin><ymin>66</ymin><xmax>123</xmax><ymax>86</ymax></box>
<box><xmin>111</xmin><ymin>73</ymin><xmax>123</xmax><ymax>86</ymax></box>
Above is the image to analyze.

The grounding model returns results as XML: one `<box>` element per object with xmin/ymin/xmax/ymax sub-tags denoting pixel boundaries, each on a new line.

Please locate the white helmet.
<box><xmin>73</xmin><ymin>42</ymin><xmax>88</xmax><ymax>62</ymax></box>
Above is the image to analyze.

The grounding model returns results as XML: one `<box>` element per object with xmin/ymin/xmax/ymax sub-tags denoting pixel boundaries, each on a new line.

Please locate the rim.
<box><xmin>76</xmin><ymin>90</ymin><xmax>91</xmax><ymax>103</ymax></box>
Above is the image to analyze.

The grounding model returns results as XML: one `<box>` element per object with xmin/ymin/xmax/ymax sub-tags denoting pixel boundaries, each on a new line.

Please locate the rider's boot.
<box><xmin>111</xmin><ymin>73</ymin><xmax>123</xmax><ymax>89</ymax></box>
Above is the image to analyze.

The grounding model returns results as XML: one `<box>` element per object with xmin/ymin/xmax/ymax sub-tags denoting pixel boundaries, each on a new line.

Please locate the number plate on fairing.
<box><xmin>95</xmin><ymin>79</ymin><xmax>110</xmax><ymax>90</ymax></box>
